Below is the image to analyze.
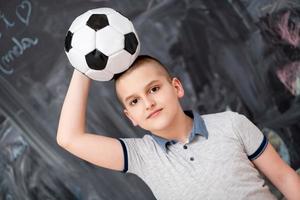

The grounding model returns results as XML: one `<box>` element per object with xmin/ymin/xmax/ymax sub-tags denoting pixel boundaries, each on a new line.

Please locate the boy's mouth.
<box><xmin>147</xmin><ymin>108</ymin><xmax>163</xmax><ymax>119</ymax></box>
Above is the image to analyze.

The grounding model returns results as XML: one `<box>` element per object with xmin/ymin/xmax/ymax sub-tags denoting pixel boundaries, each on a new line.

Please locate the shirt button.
<box><xmin>183</xmin><ymin>145</ymin><xmax>188</xmax><ymax>149</ymax></box>
<box><xmin>190</xmin><ymin>157</ymin><xmax>194</xmax><ymax>161</ymax></box>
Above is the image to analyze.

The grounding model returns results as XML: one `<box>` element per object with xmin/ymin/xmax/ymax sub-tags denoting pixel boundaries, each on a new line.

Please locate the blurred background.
<box><xmin>0</xmin><ymin>0</ymin><xmax>300</xmax><ymax>199</ymax></box>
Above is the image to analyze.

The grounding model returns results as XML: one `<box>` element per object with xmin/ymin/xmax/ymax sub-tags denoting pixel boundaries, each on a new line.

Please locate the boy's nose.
<box><xmin>144</xmin><ymin>97</ymin><xmax>156</xmax><ymax>110</ymax></box>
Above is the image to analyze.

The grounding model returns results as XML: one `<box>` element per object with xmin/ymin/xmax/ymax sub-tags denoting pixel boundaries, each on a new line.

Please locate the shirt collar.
<box><xmin>150</xmin><ymin>109</ymin><xmax>209</xmax><ymax>153</ymax></box>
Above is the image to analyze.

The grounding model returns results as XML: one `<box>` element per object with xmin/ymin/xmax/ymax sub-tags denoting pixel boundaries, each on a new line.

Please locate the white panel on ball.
<box><xmin>89</xmin><ymin>7</ymin><xmax>117</xmax><ymax>15</ymax></box>
<box><xmin>67</xmin><ymin>48</ymin><xmax>90</xmax><ymax>73</ymax></box>
<box><xmin>72</xmin><ymin>26</ymin><xmax>96</xmax><ymax>55</ymax></box>
<box><xmin>95</xmin><ymin>26</ymin><xmax>124</xmax><ymax>56</ymax></box>
<box><xmin>106</xmin><ymin>50</ymin><xmax>132</xmax><ymax>74</ymax></box>
<box><xmin>107</xmin><ymin>12</ymin><xmax>132</xmax><ymax>34</ymax></box>
<box><xmin>86</xmin><ymin>68</ymin><xmax>114</xmax><ymax>81</ymax></box>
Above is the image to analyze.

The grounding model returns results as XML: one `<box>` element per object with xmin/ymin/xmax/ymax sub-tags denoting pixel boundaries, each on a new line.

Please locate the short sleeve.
<box><xmin>230</xmin><ymin>112</ymin><xmax>268</xmax><ymax>161</ymax></box>
<box><xmin>117</xmin><ymin>137</ymin><xmax>145</xmax><ymax>175</ymax></box>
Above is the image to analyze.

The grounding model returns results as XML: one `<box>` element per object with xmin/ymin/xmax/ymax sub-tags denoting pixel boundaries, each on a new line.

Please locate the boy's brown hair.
<box><xmin>113</xmin><ymin>55</ymin><xmax>173</xmax><ymax>108</ymax></box>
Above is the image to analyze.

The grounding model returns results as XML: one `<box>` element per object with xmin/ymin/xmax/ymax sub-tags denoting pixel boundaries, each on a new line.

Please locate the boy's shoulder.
<box><xmin>200</xmin><ymin>110</ymin><xmax>243</xmax><ymax>136</ymax></box>
<box><xmin>201</xmin><ymin>110</ymin><xmax>236</xmax><ymax>123</ymax></box>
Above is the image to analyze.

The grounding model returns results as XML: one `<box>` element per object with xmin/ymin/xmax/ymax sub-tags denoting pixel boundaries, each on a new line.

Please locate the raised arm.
<box><xmin>56</xmin><ymin>69</ymin><xmax>125</xmax><ymax>172</ymax></box>
<box><xmin>56</xmin><ymin>69</ymin><xmax>91</xmax><ymax>143</ymax></box>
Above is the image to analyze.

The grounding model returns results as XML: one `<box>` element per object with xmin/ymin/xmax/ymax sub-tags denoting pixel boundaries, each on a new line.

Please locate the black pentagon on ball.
<box><xmin>124</xmin><ymin>32</ymin><xmax>138</xmax><ymax>55</ymax></box>
<box><xmin>86</xmin><ymin>14</ymin><xmax>109</xmax><ymax>31</ymax></box>
<box><xmin>64</xmin><ymin>31</ymin><xmax>73</xmax><ymax>52</ymax></box>
<box><xmin>85</xmin><ymin>49</ymin><xmax>108</xmax><ymax>70</ymax></box>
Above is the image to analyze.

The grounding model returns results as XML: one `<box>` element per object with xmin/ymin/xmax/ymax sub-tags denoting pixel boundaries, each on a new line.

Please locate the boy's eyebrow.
<box><xmin>124</xmin><ymin>80</ymin><xmax>161</xmax><ymax>103</ymax></box>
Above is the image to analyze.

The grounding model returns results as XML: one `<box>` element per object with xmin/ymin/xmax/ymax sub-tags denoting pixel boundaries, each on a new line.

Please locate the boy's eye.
<box><xmin>130</xmin><ymin>99</ymin><xmax>138</xmax><ymax>106</ymax></box>
<box><xmin>150</xmin><ymin>86</ymin><xmax>160</xmax><ymax>93</ymax></box>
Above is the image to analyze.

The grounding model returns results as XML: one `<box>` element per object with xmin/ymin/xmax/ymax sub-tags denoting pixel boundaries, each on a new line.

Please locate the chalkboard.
<box><xmin>1</xmin><ymin>0</ymin><xmax>300</xmax><ymax>199</ymax></box>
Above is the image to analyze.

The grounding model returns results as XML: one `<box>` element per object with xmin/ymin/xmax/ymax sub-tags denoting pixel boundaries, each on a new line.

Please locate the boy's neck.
<box><xmin>151</xmin><ymin>109</ymin><xmax>193</xmax><ymax>144</ymax></box>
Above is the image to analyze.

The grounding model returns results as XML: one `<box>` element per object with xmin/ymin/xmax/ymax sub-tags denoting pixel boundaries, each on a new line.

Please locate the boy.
<box><xmin>56</xmin><ymin>55</ymin><xmax>300</xmax><ymax>200</ymax></box>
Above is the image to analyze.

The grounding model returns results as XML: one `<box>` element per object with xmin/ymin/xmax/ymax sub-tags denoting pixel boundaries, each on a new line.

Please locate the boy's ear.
<box><xmin>172</xmin><ymin>77</ymin><xmax>184</xmax><ymax>98</ymax></box>
<box><xmin>123</xmin><ymin>109</ymin><xmax>138</xmax><ymax>126</ymax></box>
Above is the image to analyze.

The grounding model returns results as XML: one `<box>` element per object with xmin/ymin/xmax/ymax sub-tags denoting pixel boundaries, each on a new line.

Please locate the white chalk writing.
<box><xmin>0</xmin><ymin>12</ymin><xmax>15</xmax><ymax>29</ymax></box>
<box><xmin>0</xmin><ymin>0</ymin><xmax>38</xmax><ymax>75</ymax></box>
<box><xmin>0</xmin><ymin>0</ymin><xmax>32</xmax><ymax>40</ymax></box>
<box><xmin>0</xmin><ymin>36</ymin><xmax>39</xmax><ymax>74</ymax></box>
<box><xmin>16</xmin><ymin>0</ymin><xmax>32</xmax><ymax>26</ymax></box>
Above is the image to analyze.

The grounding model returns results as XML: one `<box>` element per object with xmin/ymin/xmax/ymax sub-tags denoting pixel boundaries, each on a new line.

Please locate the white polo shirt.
<box><xmin>118</xmin><ymin>109</ymin><xmax>277</xmax><ymax>200</ymax></box>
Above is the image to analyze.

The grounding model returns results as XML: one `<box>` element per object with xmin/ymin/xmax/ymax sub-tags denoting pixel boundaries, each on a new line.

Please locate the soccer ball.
<box><xmin>64</xmin><ymin>7</ymin><xmax>140</xmax><ymax>81</ymax></box>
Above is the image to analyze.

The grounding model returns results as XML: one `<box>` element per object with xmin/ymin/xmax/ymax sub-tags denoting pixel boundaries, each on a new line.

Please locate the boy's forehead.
<box><xmin>121</xmin><ymin>73</ymin><xmax>165</xmax><ymax>93</ymax></box>
<box><xmin>117</xmin><ymin>64</ymin><xmax>167</xmax><ymax>100</ymax></box>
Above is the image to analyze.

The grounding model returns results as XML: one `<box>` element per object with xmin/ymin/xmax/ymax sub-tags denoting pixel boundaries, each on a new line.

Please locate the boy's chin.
<box><xmin>146</xmin><ymin>120</ymin><xmax>171</xmax><ymax>132</ymax></box>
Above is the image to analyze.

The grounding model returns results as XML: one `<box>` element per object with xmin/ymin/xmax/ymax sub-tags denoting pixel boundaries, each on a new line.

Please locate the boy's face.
<box><xmin>116</xmin><ymin>61</ymin><xmax>185</xmax><ymax>133</ymax></box>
